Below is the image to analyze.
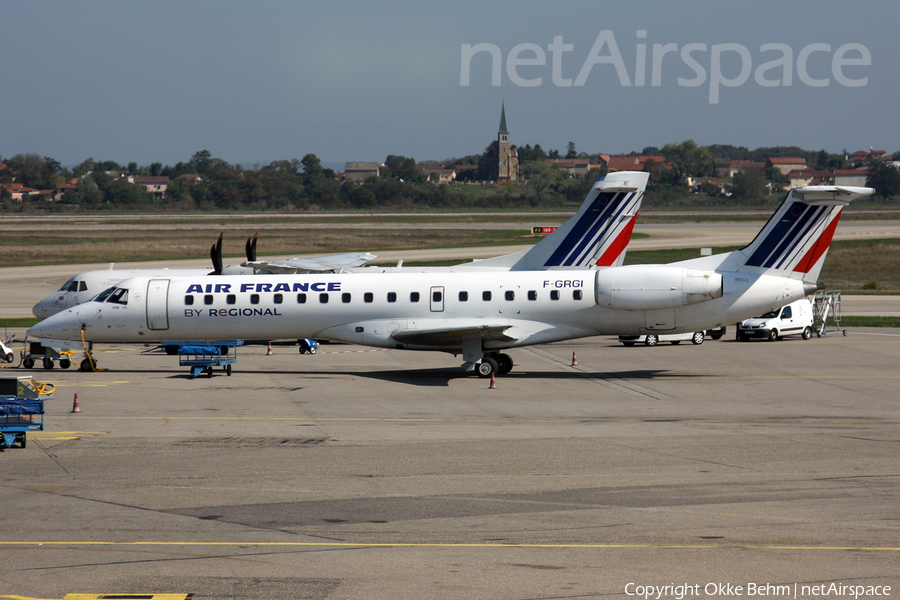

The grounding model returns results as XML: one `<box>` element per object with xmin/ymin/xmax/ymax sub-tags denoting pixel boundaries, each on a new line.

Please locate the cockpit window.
<box><xmin>94</xmin><ymin>287</ymin><xmax>116</xmax><ymax>302</ymax></box>
<box><xmin>79</xmin><ymin>281</ymin><xmax>88</xmax><ymax>291</ymax></box>
<box><xmin>106</xmin><ymin>288</ymin><xmax>129</xmax><ymax>305</ymax></box>
<box><xmin>59</xmin><ymin>278</ymin><xmax>79</xmax><ymax>292</ymax></box>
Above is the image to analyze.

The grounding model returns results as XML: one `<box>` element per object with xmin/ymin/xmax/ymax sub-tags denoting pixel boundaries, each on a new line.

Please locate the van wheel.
<box><xmin>767</xmin><ymin>330</ymin><xmax>778</xmax><ymax>341</ymax></box>
<box><xmin>691</xmin><ymin>332</ymin><xmax>705</xmax><ymax>345</ymax></box>
<box><xmin>802</xmin><ymin>326</ymin><xmax>812</xmax><ymax>340</ymax></box>
<box><xmin>644</xmin><ymin>335</ymin><xmax>659</xmax><ymax>347</ymax></box>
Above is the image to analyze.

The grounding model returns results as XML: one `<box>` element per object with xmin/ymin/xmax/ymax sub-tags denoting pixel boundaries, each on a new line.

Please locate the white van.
<box><xmin>737</xmin><ymin>298</ymin><xmax>814</xmax><ymax>341</ymax></box>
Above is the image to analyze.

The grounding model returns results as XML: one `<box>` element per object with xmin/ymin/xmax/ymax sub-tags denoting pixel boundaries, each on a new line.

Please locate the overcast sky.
<box><xmin>3</xmin><ymin>1</ymin><xmax>897</xmax><ymax>168</ymax></box>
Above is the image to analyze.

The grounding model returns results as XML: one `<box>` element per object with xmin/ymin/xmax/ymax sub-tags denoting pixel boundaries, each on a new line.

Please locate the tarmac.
<box><xmin>0</xmin><ymin>327</ymin><xmax>898</xmax><ymax>599</ymax></box>
<box><xmin>1</xmin><ymin>221</ymin><xmax>898</xmax><ymax>599</ymax></box>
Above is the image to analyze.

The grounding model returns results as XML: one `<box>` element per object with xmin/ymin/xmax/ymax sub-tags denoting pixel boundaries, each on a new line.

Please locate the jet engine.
<box><xmin>595</xmin><ymin>266</ymin><xmax>723</xmax><ymax>310</ymax></box>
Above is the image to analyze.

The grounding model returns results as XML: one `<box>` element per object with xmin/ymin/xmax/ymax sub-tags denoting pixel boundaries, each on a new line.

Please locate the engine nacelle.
<box><xmin>595</xmin><ymin>266</ymin><xmax>723</xmax><ymax>310</ymax></box>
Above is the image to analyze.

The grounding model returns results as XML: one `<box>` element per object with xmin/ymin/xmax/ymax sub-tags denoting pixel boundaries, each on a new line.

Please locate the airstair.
<box><xmin>813</xmin><ymin>290</ymin><xmax>846</xmax><ymax>337</ymax></box>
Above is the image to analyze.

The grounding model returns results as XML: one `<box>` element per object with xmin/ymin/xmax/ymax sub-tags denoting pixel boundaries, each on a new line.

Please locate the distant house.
<box><xmin>51</xmin><ymin>184</ymin><xmax>78</xmax><ymax>201</ymax></box>
<box><xmin>785</xmin><ymin>169</ymin><xmax>815</xmax><ymax>189</ymax></box>
<box><xmin>713</xmin><ymin>158</ymin><xmax>731</xmax><ymax>177</ymax></box>
<box><xmin>695</xmin><ymin>179</ymin><xmax>727</xmax><ymax>195</ymax></box>
<box><xmin>606</xmin><ymin>156</ymin><xmax>642</xmax><ymax>172</ymax></box>
<box><xmin>130</xmin><ymin>176</ymin><xmax>169</xmax><ymax>199</ymax></box>
<box><xmin>833</xmin><ymin>169</ymin><xmax>869</xmax><ymax>187</ymax></box>
<box><xmin>847</xmin><ymin>150</ymin><xmax>888</xmax><ymax>168</ymax></box>
<box><xmin>728</xmin><ymin>160</ymin><xmax>766</xmax><ymax>177</ymax></box>
<box><xmin>766</xmin><ymin>157</ymin><xmax>807</xmax><ymax>175</ymax></box>
<box><xmin>174</xmin><ymin>173</ymin><xmax>204</xmax><ymax>183</ymax></box>
<box><xmin>0</xmin><ymin>183</ymin><xmax>39</xmax><ymax>201</ymax></box>
<box><xmin>547</xmin><ymin>158</ymin><xmax>591</xmax><ymax>178</ymax></box>
<box><xmin>344</xmin><ymin>162</ymin><xmax>380</xmax><ymax>183</ymax></box>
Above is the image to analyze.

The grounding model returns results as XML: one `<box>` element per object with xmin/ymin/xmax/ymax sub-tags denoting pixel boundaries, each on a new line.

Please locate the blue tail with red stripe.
<box><xmin>476</xmin><ymin>171</ymin><xmax>649</xmax><ymax>271</ymax></box>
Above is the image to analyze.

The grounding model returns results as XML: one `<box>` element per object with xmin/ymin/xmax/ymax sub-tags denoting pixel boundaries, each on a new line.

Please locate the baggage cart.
<box><xmin>176</xmin><ymin>341</ymin><xmax>242</xmax><ymax>378</ymax></box>
<box><xmin>0</xmin><ymin>375</ymin><xmax>53</xmax><ymax>450</ymax></box>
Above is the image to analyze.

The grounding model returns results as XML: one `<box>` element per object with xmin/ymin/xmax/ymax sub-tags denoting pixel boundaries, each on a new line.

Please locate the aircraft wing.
<box><xmin>391</xmin><ymin>324</ymin><xmax>517</xmax><ymax>347</ymax></box>
<box><xmin>243</xmin><ymin>252</ymin><xmax>377</xmax><ymax>274</ymax></box>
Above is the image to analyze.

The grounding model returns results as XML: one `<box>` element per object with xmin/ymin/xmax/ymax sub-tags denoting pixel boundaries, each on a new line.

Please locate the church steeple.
<box><xmin>498</xmin><ymin>101</ymin><xmax>509</xmax><ymax>135</ymax></box>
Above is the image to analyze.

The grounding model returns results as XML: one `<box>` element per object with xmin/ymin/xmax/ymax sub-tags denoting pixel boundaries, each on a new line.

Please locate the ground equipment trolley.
<box><xmin>0</xmin><ymin>375</ymin><xmax>53</xmax><ymax>449</ymax></box>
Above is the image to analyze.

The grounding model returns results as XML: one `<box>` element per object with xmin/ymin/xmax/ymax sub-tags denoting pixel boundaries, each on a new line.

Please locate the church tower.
<box><xmin>478</xmin><ymin>101</ymin><xmax>519</xmax><ymax>182</ymax></box>
<box><xmin>496</xmin><ymin>102</ymin><xmax>517</xmax><ymax>182</ymax></box>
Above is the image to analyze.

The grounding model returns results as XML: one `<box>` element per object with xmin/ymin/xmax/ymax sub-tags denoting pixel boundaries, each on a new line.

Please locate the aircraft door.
<box><xmin>146</xmin><ymin>279</ymin><xmax>170</xmax><ymax>330</ymax></box>
<box><xmin>429</xmin><ymin>286</ymin><xmax>445</xmax><ymax>312</ymax></box>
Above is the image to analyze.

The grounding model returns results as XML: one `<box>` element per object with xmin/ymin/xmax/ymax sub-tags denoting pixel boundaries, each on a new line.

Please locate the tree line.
<box><xmin>2</xmin><ymin>143</ymin><xmax>898</xmax><ymax>213</ymax></box>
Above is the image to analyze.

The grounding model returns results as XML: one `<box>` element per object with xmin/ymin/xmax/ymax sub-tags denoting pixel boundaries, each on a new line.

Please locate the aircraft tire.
<box><xmin>644</xmin><ymin>335</ymin><xmax>659</xmax><ymax>347</ymax></box>
<box><xmin>80</xmin><ymin>358</ymin><xmax>94</xmax><ymax>371</ymax></box>
<box><xmin>477</xmin><ymin>357</ymin><xmax>498</xmax><ymax>378</ymax></box>
<box><xmin>494</xmin><ymin>353</ymin><xmax>513</xmax><ymax>375</ymax></box>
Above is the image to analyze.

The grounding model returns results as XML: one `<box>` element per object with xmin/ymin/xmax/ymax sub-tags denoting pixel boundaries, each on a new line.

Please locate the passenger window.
<box><xmin>320</xmin><ymin>293</ymin><xmax>329</xmax><ymax>303</ymax></box>
<box><xmin>297</xmin><ymin>293</ymin><xmax>307</xmax><ymax>304</ymax></box>
<box><xmin>250</xmin><ymin>294</ymin><xmax>260</xmax><ymax>305</ymax></box>
<box><xmin>459</xmin><ymin>291</ymin><xmax>468</xmax><ymax>302</ymax></box>
<box><xmin>274</xmin><ymin>293</ymin><xmax>283</xmax><ymax>304</ymax></box>
<box><xmin>433</xmin><ymin>291</ymin><xmax>442</xmax><ymax>302</ymax></box>
<box><xmin>482</xmin><ymin>291</ymin><xmax>492</xmax><ymax>301</ymax></box>
<box><xmin>527</xmin><ymin>290</ymin><xmax>537</xmax><ymax>301</ymax></box>
<box><xmin>410</xmin><ymin>292</ymin><xmax>420</xmax><ymax>302</ymax></box>
<box><xmin>204</xmin><ymin>294</ymin><xmax>214</xmax><ymax>305</ymax></box>
<box><xmin>550</xmin><ymin>290</ymin><xmax>559</xmax><ymax>301</ymax></box>
<box><xmin>573</xmin><ymin>290</ymin><xmax>583</xmax><ymax>300</ymax></box>
<box><xmin>388</xmin><ymin>292</ymin><xmax>397</xmax><ymax>303</ymax></box>
<box><xmin>505</xmin><ymin>291</ymin><xmax>515</xmax><ymax>301</ymax></box>
<box><xmin>107</xmin><ymin>288</ymin><xmax>128</xmax><ymax>305</ymax></box>
<box><xmin>364</xmin><ymin>292</ymin><xmax>373</xmax><ymax>303</ymax></box>
<box><xmin>184</xmin><ymin>295</ymin><xmax>194</xmax><ymax>306</ymax></box>
<box><xmin>342</xmin><ymin>293</ymin><xmax>351</xmax><ymax>303</ymax></box>
<box><xmin>227</xmin><ymin>294</ymin><xmax>236</xmax><ymax>305</ymax></box>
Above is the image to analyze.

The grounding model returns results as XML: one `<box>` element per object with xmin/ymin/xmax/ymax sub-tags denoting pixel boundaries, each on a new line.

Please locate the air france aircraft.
<box><xmin>32</xmin><ymin>171</ymin><xmax>648</xmax><ymax>318</ymax></box>
<box><xmin>29</xmin><ymin>184</ymin><xmax>871</xmax><ymax>377</ymax></box>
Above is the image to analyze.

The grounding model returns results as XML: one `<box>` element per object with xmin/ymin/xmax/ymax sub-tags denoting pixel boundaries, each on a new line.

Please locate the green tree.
<box><xmin>662</xmin><ymin>140</ymin><xmax>713</xmax><ymax>180</ymax></box>
<box><xmin>383</xmin><ymin>155</ymin><xmax>422</xmax><ymax>182</ymax></box>
<box><xmin>732</xmin><ymin>170</ymin><xmax>768</xmax><ymax>202</ymax></box>
<box><xmin>522</xmin><ymin>160</ymin><xmax>564</xmax><ymax>205</ymax></box>
<box><xmin>566</xmin><ymin>141</ymin><xmax>577</xmax><ymax>159</ymax></box>
<box><xmin>866</xmin><ymin>157</ymin><xmax>900</xmax><ymax>198</ymax></box>
<box><xmin>189</xmin><ymin>150</ymin><xmax>213</xmax><ymax>176</ymax></box>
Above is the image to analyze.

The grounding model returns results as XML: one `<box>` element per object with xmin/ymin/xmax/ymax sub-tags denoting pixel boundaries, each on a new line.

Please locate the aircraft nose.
<box><xmin>32</xmin><ymin>298</ymin><xmax>50</xmax><ymax>319</ymax></box>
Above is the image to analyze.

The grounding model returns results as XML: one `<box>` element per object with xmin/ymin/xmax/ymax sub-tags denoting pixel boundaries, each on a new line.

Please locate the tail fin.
<box><xmin>684</xmin><ymin>186</ymin><xmax>873</xmax><ymax>281</ymax></box>
<box><xmin>477</xmin><ymin>170</ymin><xmax>649</xmax><ymax>270</ymax></box>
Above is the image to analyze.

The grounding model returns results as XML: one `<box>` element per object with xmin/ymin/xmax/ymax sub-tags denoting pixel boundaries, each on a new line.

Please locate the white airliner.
<box><xmin>31</xmin><ymin>171</ymin><xmax>648</xmax><ymax>318</ymax></box>
<box><xmin>28</xmin><ymin>184</ymin><xmax>871</xmax><ymax>377</ymax></box>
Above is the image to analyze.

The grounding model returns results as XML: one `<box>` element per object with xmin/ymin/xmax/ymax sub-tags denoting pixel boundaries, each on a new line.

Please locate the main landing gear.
<box><xmin>476</xmin><ymin>353</ymin><xmax>514</xmax><ymax>378</ymax></box>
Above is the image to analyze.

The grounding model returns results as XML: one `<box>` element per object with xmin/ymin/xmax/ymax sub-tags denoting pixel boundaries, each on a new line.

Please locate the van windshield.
<box><xmin>758</xmin><ymin>310</ymin><xmax>779</xmax><ymax>319</ymax></box>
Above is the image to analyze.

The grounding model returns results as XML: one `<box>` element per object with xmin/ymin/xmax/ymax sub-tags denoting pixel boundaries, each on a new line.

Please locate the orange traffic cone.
<box><xmin>489</xmin><ymin>373</ymin><xmax>497</xmax><ymax>390</ymax></box>
<box><xmin>266</xmin><ymin>342</ymin><xmax>273</xmax><ymax>356</ymax></box>
<box><xmin>571</xmin><ymin>352</ymin><xmax>578</xmax><ymax>367</ymax></box>
<box><xmin>70</xmin><ymin>393</ymin><xmax>82</xmax><ymax>413</ymax></box>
